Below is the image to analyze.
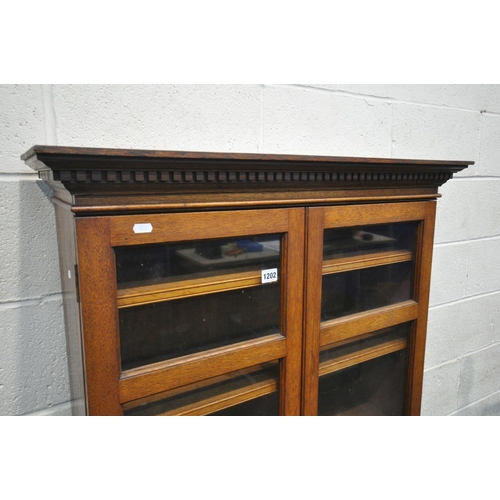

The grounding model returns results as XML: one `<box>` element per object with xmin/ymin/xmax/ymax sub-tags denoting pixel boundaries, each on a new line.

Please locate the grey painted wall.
<box><xmin>1</xmin><ymin>84</ymin><xmax>499</xmax><ymax>416</ymax></box>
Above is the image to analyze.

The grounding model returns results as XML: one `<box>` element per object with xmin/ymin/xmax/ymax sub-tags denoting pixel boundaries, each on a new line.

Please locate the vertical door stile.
<box><xmin>281</xmin><ymin>208</ymin><xmax>306</xmax><ymax>415</ymax></box>
<box><xmin>302</xmin><ymin>207</ymin><xmax>325</xmax><ymax>415</ymax></box>
<box><xmin>76</xmin><ymin>216</ymin><xmax>123</xmax><ymax>416</ymax></box>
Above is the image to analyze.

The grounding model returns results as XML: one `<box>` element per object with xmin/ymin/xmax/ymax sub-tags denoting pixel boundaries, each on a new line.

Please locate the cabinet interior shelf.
<box><xmin>117</xmin><ymin>269</ymin><xmax>266</xmax><ymax>308</ymax></box>
<box><xmin>123</xmin><ymin>362</ymin><xmax>277</xmax><ymax>416</ymax></box>
<box><xmin>322</xmin><ymin>249</ymin><xmax>413</xmax><ymax>275</ymax></box>
<box><xmin>117</xmin><ymin>248</ymin><xmax>413</xmax><ymax>309</ymax></box>
<box><xmin>319</xmin><ymin>337</ymin><xmax>407</xmax><ymax>377</ymax></box>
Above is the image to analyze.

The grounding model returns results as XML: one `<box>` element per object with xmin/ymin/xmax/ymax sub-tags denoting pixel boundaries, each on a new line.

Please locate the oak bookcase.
<box><xmin>22</xmin><ymin>146</ymin><xmax>471</xmax><ymax>416</ymax></box>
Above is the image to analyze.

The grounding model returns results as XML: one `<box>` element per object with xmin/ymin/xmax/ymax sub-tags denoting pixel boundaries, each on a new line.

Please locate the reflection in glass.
<box><xmin>323</xmin><ymin>222</ymin><xmax>417</xmax><ymax>260</ymax></box>
<box><xmin>120</xmin><ymin>284</ymin><xmax>280</xmax><ymax>370</ymax></box>
<box><xmin>124</xmin><ymin>362</ymin><xmax>279</xmax><ymax>416</ymax></box>
<box><xmin>318</xmin><ymin>324</ymin><xmax>410</xmax><ymax>416</ymax></box>
<box><xmin>321</xmin><ymin>262</ymin><xmax>413</xmax><ymax>321</ymax></box>
<box><xmin>115</xmin><ymin>234</ymin><xmax>281</xmax><ymax>289</ymax></box>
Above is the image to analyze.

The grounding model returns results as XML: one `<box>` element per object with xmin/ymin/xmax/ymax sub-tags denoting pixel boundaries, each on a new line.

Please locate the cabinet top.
<box><xmin>22</xmin><ymin>145</ymin><xmax>473</xmax><ymax>168</ymax></box>
<box><xmin>21</xmin><ymin>145</ymin><xmax>473</xmax><ymax>214</ymax></box>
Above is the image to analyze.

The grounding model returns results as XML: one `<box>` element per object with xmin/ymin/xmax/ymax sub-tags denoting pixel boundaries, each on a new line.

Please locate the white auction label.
<box><xmin>261</xmin><ymin>268</ymin><xmax>278</xmax><ymax>284</ymax></box>
<box><xmin>133</xmin><ymin>223</ymin><xmax>153</xmax><ymax>234</ymax></box>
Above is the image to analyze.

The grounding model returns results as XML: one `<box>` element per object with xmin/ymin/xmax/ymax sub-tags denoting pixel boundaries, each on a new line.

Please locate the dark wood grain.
<box><xmin>21</xmin><ymin>144</ymin><xmax>474</xmax><ymax>167</ymax></box>
<box><xmin>21</xmin><ymin>146</ymin><xmax>472</xmax><ymax>213</ymax></box>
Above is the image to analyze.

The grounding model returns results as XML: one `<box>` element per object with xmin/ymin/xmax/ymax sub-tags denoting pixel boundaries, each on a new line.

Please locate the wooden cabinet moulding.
<box><xmin>22</xmin><ymin>146</ymin><xmax>472</xmax><ymax>213</ymax></box>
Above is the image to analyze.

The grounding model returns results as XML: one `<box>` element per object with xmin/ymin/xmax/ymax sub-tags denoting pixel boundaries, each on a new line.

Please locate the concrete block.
<box><xmin>336</xmin><ymin>84</ymin><xmax>446</xmax><ymax>106</ymax></box>
<box><xmin>0</xmin><ymin>179</ymin><xmax>61</xmax><ymax>302</ymax></box>
<box><xmin>0</xmin><ymin>84</ymin><xmax>45</xmax><ymax>173</ymax></box>
<box><xmin>429</xmin><ymin>242</ymin><xmax>468</xmax><ymax>306</ymax></box>
<box><xmin>477</xmin><ymin>113</ymin><xmax>500</xmax><ymax>176</ymax></box>
<box><xmin>262</xmin><ymin>86</ymin><xmax>336</xmax><ymax>155</ymax></box>
<box><xmin>421</xmin><ymin>361</ymin><xmax>460</xmax><ymax>416</ymax></box>
<box><xmin>443</xmin><ymin>84</ymin><xmax>500</xmax><ymax>113</ymax></box>
<box><xmin>262</xmin><ymin>86</ymin><xmax>391</xmax><ymax>157</ymax></box>
<box><xmin>53</xmin><ymin>84</ymin><xmax>261</xmax><ymax>152</ymax></box>
<box><xmin>465</xmin><ymin>238</ymin><xmax>500</xmax><ymax>297</ymax></box>
<box><xmin>391</xmin><ymin>103</ymin><xmax>479</xmax><ymax>176</ymax></box>
<box><xmin>453</xmin><ymin>390</ymin><xmax>500</xmax><ymax>416</ymax></box>
<box><xmin>26</xmin><ymin>401</ymin><xmax>73</xmax><ymax>416</ymax></box>
<box><xmin>431</xmin><ymin>238</ymin><xmax>500</xmax><ymax>305</ymax></box>
<box><xmin>434</xmin><ymin>179</ymin><xmax>500</xmax><ymax>243</ymax></box>
<box><xmin>458</xmin><ymin>343</ymin><xmax>500</xmax><ymax>408</ymax></box>
<box><xmin>425</xmin><ymin>293</ymin><xmax>499</xmax><ymax>367</ymax></box>
<box><xmin>0</xmin><ymin>297</ymin><xmax>70</xmax><ymax>416</ymax></box>
<box><xmin>304</xmin><ymin>84</ymin><xmax>339</xmax><ymax>92</ymax></box>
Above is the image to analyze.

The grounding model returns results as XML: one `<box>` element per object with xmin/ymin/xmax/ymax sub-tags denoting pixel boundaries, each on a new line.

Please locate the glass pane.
<box><xmin>116</xmin><ymin>233</ymin><xmax>282</xmax><ymax>370</ymax></box>
<box><xmin>321</xmin><ymin>261</ymin><xmax>412</xmax><ymax>321</ymax></box>
<box><xmin>323</xmin><ymin>222</ymin><xmax>417</xmax><ymax>260</ymax></box>
<box><xmin>115</xmin><ymin>234</ymin><xmax>281</xmax><ymax>289</ymax></box>
<box><xmin>318</xmin><ymin>324</ymin><xmax>410</xmax><ymax>416</ymax></box>
<box><xmin>208</xmin><ymin>393</ymin><xmax>279</xmax><ymax>416</ymax></box>
<box><xmin>120</xmin><ymin>283</ymin><xmax>280</xmax><ymax>370</ymax></box>
<box><xmin>124</xmin><ymin>362</ymin><xmax>279</xmax><ymax>416</ymax></box>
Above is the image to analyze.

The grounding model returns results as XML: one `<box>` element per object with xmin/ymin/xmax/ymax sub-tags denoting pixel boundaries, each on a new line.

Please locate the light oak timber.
<box><xmin>301</xmin><ymin>207</ymin><xmax>325</xmax><ymax>415</ymax></box>
<box><xmin>319</xmin><ymin>337</ymin><xmax>408</xmax><ymax>377</ymax></box>
<box><xmin>320</xmin><ymin>300</ymin><xmax>419</xmax><ymax>347</ymax></box>
<box><xmin>322</xmin><ymin>249</ymin><xmax>413</xmax><ymax>275</ymax></box>
<box><xmin>117</xmin><ymin>269</ymin><xmax>264</xmax><ymax>308</ymax></box>
<box><xmin>110</xmin><ymin>209</ymin><xmax>290</xmax><ymax>247</ymax></box>
<box><xmin>124</xmin><ymin>362</ymin><xmax>278</xmax><ymax>416</ymax></box>
<box><xmin>323</xmin><ymin>201</ymin><xmax>428</xmax><ymax>228</ymax></box>
<box><xmin>320</xmin><ymin>329</ymin><xmax>390</xmax><ymax>351</ymax></box>
<box><xmin>407</xmin><ymin>202</ymin><xmax>437</xmax><ymax>415</ymax></box>
<box><xmin>158</xmin><ymin>379</ymin><xmax>277</xmax><ymax>416</ymax></box>
<box><xmin>71</xmin><ymin>193</ymin><xmax>443</xmax><ymax>214</ymax></box>
<box><xmin>279</xmin><ymin>208</ymin><xmax>306</xmax><ymax>415</ymax></box>
<box><xmin>123</xmin><ymin>362</ymin><xmax>275</xmax><ymax>411</ymax></box>
<box><xmin>119</xmin><ymin>333</ymin><xmax>286</xmax><ymax>403</ymax></box>
<box><xmin>76</xmin><ymin>216</ymin><xmax>123</xmax><ymax>416</ymax></box>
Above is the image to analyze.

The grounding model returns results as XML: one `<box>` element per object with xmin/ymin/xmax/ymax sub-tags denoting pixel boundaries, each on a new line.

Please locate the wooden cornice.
<box><xmin>21</xmin><ymin>146</ymin><xmax>473</xmax><ymax>213</ymax></box>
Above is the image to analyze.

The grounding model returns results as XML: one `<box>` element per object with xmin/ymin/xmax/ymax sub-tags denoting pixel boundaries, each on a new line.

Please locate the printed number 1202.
<box><xmin>261</xmin><ymin>268</ymin><xmax>278</xmax><ymax>284</ymax></box>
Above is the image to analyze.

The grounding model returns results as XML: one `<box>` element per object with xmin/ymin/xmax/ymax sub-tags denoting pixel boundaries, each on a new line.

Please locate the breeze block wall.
<box><xmin>1</xmin><ymin>84</ymin><xmax>499</xmax><ymax>415</ymax></box>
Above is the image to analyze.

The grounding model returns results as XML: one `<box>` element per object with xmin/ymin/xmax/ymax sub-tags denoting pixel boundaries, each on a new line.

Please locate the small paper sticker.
<box><xmin>133</xmin><ymin>223</ymin><xmax>153</xmax><ymax>234</ymax></box>
<box><xmin>261</xmin><ymin>268</ymin><xmax>278</xmax><ymax>284</ymax></box>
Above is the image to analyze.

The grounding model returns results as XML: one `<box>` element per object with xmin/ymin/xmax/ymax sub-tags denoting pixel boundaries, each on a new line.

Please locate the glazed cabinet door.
<box><xmin>76</xmin><ymin>208</ymin><xmax>305</xmax><ymax>416</ymax></box>
<box><xmin>303</xmin><ymin>202</ymin><xmax>436</xmax><ymax>415</ymax></box>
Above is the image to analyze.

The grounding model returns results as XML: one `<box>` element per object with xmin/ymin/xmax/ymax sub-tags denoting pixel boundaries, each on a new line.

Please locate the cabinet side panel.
<box><xmin>408</xmin><ymin>201</ymin><xmax>437</xmax><ymax>415</ymax></box>
<box><xmin>54</xmin><ymin>201</ymin><xmax>86</xmax><ymax>415</ymax></box>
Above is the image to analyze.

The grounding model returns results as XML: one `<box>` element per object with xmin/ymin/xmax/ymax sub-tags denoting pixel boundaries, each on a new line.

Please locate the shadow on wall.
<box><xmin>457</xmin><ymin>354</ymin><xmax>500</xmax><ymax>416</ymax></box>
